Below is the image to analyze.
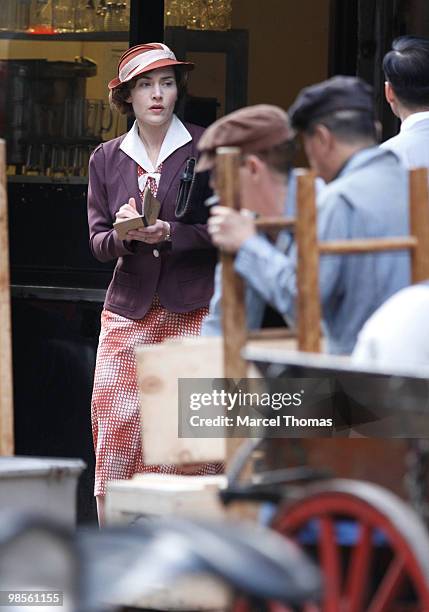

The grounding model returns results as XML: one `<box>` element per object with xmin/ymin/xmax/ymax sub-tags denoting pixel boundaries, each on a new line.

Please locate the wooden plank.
<box><xmin>105</xmin><ymin>475</ymin><xmax>231</xmax><ymax>609</ymax></box>
<box><xmin>319</xmin><ymin>236</ymin><xmax>417</xmax><ymax>255</ymax></box>
<box><xmin>215</xmin><ymin>147</ymin><xmax>249</xmax><ymax>471</ymax></box>
<box><xmin>296</xmin><ymin>169</ymin><xmax>321</xmax><ymax>352</ymax></box>
<box><xmin>255</xmin><ymin>216</ymin><xmax>295</xmax><ymax>230</ymax></box>
<box><xmin>247</xmin><ymin>328</ymin><xmax>295</xmax><ymax>341</ymax></box>
<box><xmin>0</xmin><ymin>140</ymin><xmax>13</xmax><ymax>456</ymax></box>
<box><xmin>409</xmin><ymin>167</ymin><xmax>429</xmax><ymax>283</ymax></box>
<box><xmin>136</xmin><ymin>337</ymin><xmax>225</xmax><ymax>466</ymax></box>
<box><xmin>106</xmin><ymin>474</ymin><xmax>227</xmax><ymax>525</ymax></box>
<box><xmin>216</xmin><ymin>147</ymin><xmax>248</xmax><ymax>379</ymax></box>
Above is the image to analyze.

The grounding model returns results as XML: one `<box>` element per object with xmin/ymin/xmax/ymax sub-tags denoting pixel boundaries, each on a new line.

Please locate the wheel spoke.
<box><xmin>233</xmin><ymin>596</ymin><xmax>250</xmax><ymax>612</ymax></box>
<box><xmin>303</xmin><ymin>604</ymin><xmax>320</xmax><ymax>612</ymax></box>
<box><xmin>344</xmin><ymin>523</ymin><xmax>372</xmax><ymax>612</ymax></box>
<box><xmin>319</xmin><ymin>516</ymin><xmax>341</xmax><ymax>612</ymax></box>
<box><xmin>269</xmin><ymin>602</ymin><xmax>318</xmax><ymax>611</ymax></box>
<box><xmin>367</xmin><ymin>556</ymin><xmax>406</xmax><ymax>612</ymax></box>
<box><xmin>268</xmin><ymin>604</ymin><xmax>293</xmax><ymax>612</ymax></box>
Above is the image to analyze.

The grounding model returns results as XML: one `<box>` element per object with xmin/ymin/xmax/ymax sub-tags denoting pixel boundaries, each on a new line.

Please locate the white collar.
<box><xmin>401</xmin><ymin>111</ymin><xmax>429</xmax><ymax>132</ymax></box>
<box><xmin>120</xmin><ymin>114</ymin><xmax>192</xmax><ymax>171</ymax></box>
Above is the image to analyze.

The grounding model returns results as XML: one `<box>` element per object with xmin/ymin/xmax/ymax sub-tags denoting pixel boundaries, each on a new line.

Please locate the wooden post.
<box><xmin>296</xmin><ymin>169</ymin><xmax>321</xmax><ymax>353</ymax></box>
<box><xmin>409</xmin><ymin>168</ymin><xmax>429</xmax><ymax>283</ymax></box>
<box><xmin>0</xmin><ymin>139</ymin><xmax>14</xmax><ymax>455</ymax></box>
<box><xmin>216</xmin><ymin>147</ymin><xmax>249</xmax><ymax>477</ymax></box>
<box><xmin>216</xmin><ymin>147</ymin><xmax>247</xmax><ymax>379</ymax></box>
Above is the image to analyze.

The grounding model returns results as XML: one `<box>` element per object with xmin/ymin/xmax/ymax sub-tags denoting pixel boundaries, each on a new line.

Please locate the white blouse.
<box><xmin>120</xmin><ymin>114</ymin><xmax>192</xmax><ymax>192</ymax></box>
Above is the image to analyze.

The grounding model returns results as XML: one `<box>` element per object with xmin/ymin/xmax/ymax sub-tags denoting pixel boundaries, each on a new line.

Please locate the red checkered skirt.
<box><xmin>92</xmin><ymin>296</ymin><xmax>223</xmax><ymax>496</ymax></box>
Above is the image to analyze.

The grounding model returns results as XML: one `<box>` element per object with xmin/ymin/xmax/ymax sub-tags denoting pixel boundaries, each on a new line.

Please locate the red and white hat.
<box><xmin>108</xmin><ymin>42</ymin><xmax>194</xmax><ymax>90</ymax></box>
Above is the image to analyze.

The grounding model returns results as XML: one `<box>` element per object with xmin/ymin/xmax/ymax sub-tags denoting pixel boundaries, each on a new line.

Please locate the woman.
<box><xmin>87</xmin><ymin>43</ymin><xmax>220</xmax><ymax>523</ymax></box>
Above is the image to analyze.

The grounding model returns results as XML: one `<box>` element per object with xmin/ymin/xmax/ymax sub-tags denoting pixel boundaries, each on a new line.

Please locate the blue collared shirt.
<box><xmin>202</xmin><ymin>147</ymin><xmax>410</xmax><ymax>354</ymax></box>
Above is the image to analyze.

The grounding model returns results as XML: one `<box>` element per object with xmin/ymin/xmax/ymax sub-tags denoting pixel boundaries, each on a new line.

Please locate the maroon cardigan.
<box><xmin>87</xmin><ymin>122</ymin><xmax>216</xmax><ymax>319</ymax></box>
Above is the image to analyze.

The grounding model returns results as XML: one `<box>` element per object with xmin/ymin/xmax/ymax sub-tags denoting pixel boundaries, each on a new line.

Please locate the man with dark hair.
<box><xmin>382</xmin><ymin>36</ymin><xmax>429</xmax><ymax>167</ymax></box>
<box><xmin>206</xmin><ymin>77</ymin><xmax>410</xmax><ymax>354</ymax></box>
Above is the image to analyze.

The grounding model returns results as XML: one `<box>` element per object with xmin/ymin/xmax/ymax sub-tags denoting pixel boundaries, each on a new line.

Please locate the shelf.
<box><xmin>7</xmin><ymin>175</ymin><xmax>88</xmax><ymax>185</ymax></box>
<box><xmin>11</xmin><ymin>284</ymin><xmax>106</xmax><ymax>303</ymax></box>
<box><xmin>0</xmin><ymin>30</ymin><xmax>129</xmax><ymax>41</ymax></box>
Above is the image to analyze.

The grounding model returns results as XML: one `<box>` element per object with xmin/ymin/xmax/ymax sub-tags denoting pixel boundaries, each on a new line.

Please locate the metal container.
<box><xmin>0</xmin><ymin>457</ymin><xmax>86</xmax><ymax>525</ymax></box>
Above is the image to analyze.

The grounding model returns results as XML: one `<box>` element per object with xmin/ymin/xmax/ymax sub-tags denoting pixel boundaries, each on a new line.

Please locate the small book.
<box><xmin>113</xmin><ymin>189</ymin><xmax>161</xmax><ymax>240</ymax></box>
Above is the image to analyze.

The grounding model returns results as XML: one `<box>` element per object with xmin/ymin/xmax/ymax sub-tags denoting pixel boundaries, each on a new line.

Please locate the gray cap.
<box><xmin>289</xmin><ymin>76</ymin><xmax>374</xmax><ymax>131</ymax></box>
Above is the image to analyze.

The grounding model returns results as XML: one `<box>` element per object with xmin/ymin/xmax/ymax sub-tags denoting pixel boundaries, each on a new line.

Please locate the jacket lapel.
<box><xmin>117</xmin><ymin>148</ymin><xmax>142</xmax><ymax>214</ymax></box>
<box><xmin>157</xmin><ymin>141</ymin><xmax>192</xmax><ymax>213</ymax></box>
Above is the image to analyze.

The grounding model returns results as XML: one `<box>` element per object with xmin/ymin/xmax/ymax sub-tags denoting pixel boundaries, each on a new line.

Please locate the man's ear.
<box><xmin>313</xmin><ymin>124</ymin><xmax>333</xmax><ymax>150</ymax></box>
<box><xmin>385</xmin><ymin>81</ymin><xmax>395</xmax><ymax>105</ymax></box>
<box><xmin>243</xmin><ymin>154</ymin><xmax>264</xmax><ymax>178</ymax></box>
<box><xmin>385</xmin><ymin>81</ymin><xmax>401</xmax><ymax>118</ymax></box>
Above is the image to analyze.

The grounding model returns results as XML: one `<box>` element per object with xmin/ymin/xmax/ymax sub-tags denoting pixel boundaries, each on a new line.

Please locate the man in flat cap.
<box><xmin>204</xmin><ymin>78</ymin><xmax>410</xmax><ymax>354</ymax></box>
<box><xmin>197</xmin><ymin>104</ymin><xmax>297</xmax><ymax>335</ymax></box>
<box><xmin>289</xmin><ymin>76</ymin><xmax>409</xmax><ymax>353</ymax></box>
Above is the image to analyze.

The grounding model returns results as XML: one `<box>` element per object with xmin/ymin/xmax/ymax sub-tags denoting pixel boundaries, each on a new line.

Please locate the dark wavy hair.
<box><xmin>383</xmin><ymin>36</ymin><xmax>429</xmax><ymax>108</ymax></box>
<box><xmin>109</xmin><ymin>66</ymin><xmax>188</xmax><ymax>116</ymax></box>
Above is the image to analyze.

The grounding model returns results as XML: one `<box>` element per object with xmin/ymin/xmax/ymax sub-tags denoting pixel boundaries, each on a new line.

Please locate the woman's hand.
<box><xmin>115</xmin><ymin>197</ymin><xmax>170</xmax><ymax>244</ymax></box>
<box><xmin>115</xmin><ymin>197</ymin><xmax>140</xmax><ymax>221</ymax></box>
<box><xmin>208</xmin><ymin>206</ymin><xmax>256</xmax><ymax>253</ymax></box>
<box><xmin>127</xmin><ymin>219</ymin><xmax>171</xmax><ymax>244</ymax></box>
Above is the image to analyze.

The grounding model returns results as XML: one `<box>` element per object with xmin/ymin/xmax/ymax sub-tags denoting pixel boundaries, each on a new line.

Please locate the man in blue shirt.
<box><xmin>202</xmin><ymin>78</ymin><xmax>410</xmax><ymax>354</ymax></box>
<box><xmin>197</xmin><ymin>105</ymin><xmax>296</xmax><ymax>336</ymax></box>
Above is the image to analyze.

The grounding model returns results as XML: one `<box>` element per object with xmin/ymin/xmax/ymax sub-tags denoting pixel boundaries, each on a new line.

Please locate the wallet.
<box><xmin>113</xmin><ymin>188</ymin><xmax>161</xmax><ymax>240</ymax></box>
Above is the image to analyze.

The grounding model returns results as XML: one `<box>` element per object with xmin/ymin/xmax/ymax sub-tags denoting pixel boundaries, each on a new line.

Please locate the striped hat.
<box><xmin>108</xmin><ymin>42</ymin><xmax>194</xmax><ymax>90</ymax></box>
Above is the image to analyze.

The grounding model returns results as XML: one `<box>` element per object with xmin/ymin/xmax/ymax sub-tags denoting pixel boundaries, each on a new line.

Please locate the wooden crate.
<box><xmin>136</xmin><ymin>337</ymin><xmax>226</xmax><ymax>466</ymax></box>
<box><xmin>106</xmin><ymin>473</ymin><xmax>227</xmax><ymax>524</ymax></box>
<box><xmin>105</xmin><ymin>473</ymin><xmax>230</xmax><ymax>611</ymax></box>
<box><xmin>0</xmin><ymin>457</ymin><xmax>85</xmax><ymax>524</ymax></box>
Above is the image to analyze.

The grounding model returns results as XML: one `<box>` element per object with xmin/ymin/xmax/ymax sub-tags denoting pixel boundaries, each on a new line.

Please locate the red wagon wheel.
<box><xmin>234</xmin><ymin>479</ymin><xmax>429</xmax><ymax>612</ymax></box>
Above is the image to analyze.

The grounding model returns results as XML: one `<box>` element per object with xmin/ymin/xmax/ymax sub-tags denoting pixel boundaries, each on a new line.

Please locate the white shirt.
<box><xmin>380</xmin><ymin>111</ymin><xmax>429</xmax><ymax>169</ymax></box>
<box><xmin>119</xmin><ymin>114</ymin><xmax>192</xmax><ymax>192</ymax></box>
<box><xmin>352</xmin><ymin>284</ymin><xmax>429</xmax><ymax>369</ymax></box>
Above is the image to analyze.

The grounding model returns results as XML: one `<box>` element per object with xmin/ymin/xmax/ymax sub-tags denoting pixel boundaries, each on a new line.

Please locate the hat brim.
<box><xmin>108</xmin><ymin>58</ymin><xmax>194</xmax><ymax>90</ymax></box>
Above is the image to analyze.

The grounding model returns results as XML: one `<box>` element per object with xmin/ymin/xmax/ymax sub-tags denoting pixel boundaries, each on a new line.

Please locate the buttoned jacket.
<box><xmin>87</xmin><ymin>121</ymin><xmax>216</xmax><ymax>319</ymax></box>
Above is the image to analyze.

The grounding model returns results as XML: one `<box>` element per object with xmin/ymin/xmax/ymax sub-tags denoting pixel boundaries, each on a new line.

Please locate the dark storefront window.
<box><xmin>1</xmin><ymin>0</ymin><xmax>133</xmax><ymax>524</ymax></box>
<box><xmin>1</xmin><ymin>1</ymin><xmax>133</xmax><ymax>290</ymax></box>
<box><xmin>163</xmin><ymin>0</ymin><xmax>331</xmax><ymax>164</ymax></box>
<box><xmin>1</xmin><ymin>2</ymin><xmax>130</xmax><ymax>180</ymax></box>
<box><xmin>330</xmin><ymin>0</ymin><xmax>429</xmax><ymax>140</ymax></box>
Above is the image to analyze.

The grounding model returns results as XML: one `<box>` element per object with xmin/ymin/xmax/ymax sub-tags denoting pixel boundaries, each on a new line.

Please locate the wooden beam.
<box><xmin>217</xmin><ymin>146</ymin><xmax>247</xmax><ymax>379</ymax></box>
<box><xmin>247</xmin><ymin>328</ymin><xmax>295</xmax><ymax>341</ymax></box>
<box><xmin>0</xmin><ymin>139</ymin><xmax>14</xmax><ymax>455</ymax></box>
<box><xmin>409</xmin><ymin>167</ymin><xmax>429</xmax><ymax>283</ymax></box>
<box><xmin>255</xmin><ymin>216</ymin><xmax>295</xmax><ymax>230</ymax></box>
<box><xmin>296</xmin><ymin>169</ymin><xmax>321</xmax><ymax>353</ymax></box>
<box><xmin>319</xmin><ymin>236</ymin><xmax>417</xmax><ymax>255</ymax></box>
<box><xmin>216</xmin><ymin>147</ymin><xmax>249</xmax><ymax>478</ymax></box>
